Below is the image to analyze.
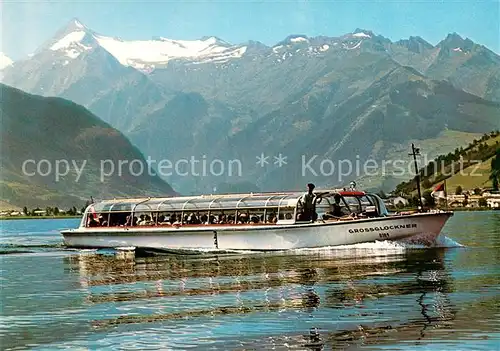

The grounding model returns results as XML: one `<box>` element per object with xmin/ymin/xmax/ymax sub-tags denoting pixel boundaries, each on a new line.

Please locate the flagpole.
<box><xmin>444</xmin><ymin>179</ymin><xmax>448</xmax><ymax>210</ymax></box>
<box><xmin>409</xmin><ymin>143</ymin><xmax>423</xmax><ymax>212</ymax></box>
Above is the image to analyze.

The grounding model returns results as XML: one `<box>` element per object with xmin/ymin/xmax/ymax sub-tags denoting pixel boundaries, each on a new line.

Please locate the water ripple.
<box><xmin>1</xmin><ymin>212</ymin><xmax>499</xmax><ymax>350</ymax></box>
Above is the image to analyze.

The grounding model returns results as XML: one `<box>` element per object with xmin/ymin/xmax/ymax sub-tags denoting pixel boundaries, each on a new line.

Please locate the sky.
<box><xmin>1</xmin><ymin>0</ymin><xmax>499</xmax><ymax>60</ymax></box>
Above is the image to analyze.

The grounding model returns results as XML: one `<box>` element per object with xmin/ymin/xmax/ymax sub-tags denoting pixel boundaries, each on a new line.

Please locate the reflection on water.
<box><xmin>1</xmin><ymin>212</ymin><xmax>499</xmax><ymax>350</ymax></box>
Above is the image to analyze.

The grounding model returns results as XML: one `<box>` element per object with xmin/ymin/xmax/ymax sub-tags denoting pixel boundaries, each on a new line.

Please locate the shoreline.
<box><xmin>438</xmin><ymin>207</ymin><xmax>497</xmax><ymax>212</ymax></box>
<box><xmin>389</xmin><ymin>207</ymin><xmax>496</xmax><ymax>213</ymax></box>
<box><xmin>2</xmin><ymin>207</ymin><xmax>497</xmax><ymax>221</ymax></box>
<box><xmin>0</xmin><ymin>216</ymin><xmax>82</xmax><ymax>221</ymax></box>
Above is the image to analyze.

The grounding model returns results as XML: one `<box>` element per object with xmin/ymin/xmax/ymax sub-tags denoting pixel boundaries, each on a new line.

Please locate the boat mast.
<box><xmin>444</xmin><ymin>178</ymin><xmax>448</xmax><ymax>210</ymax></box>
<box><xmin>409</xmin><ymin>143</ymin><xmax>423</xmax><ymax>212</ymax></box>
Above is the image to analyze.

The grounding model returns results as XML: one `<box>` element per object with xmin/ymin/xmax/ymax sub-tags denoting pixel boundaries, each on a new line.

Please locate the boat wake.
<box><xmin>114</xmin><ymin>235</ymin><xmax>464</xmax><ymax>258</ymax></box>
<box><xmin>296</xmin><ymin>235</ymin><xmax>463</xmax><ymax>252</ymax></box>
<box><xmin>423</xmin><ymin>235</ymin><xmax>464</xmax><ymax>248</ymax></box>
<box><xmin>0</xmin><ymin>243</ymin><xmax>65</xmax><ymax>254</ymax></box>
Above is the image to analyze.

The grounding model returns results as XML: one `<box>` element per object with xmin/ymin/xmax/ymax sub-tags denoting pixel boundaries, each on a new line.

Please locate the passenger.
<box><xmin>173</xmin><ymin>216</ymin><xmax>181</xmax><ymax>225</ymax></box>
<box><xmin>267</xmin><ymin>213</ymin><xmax>276</xmax><ymax>224</ymax></box>
<box><xmin>98</xmin><ymin>215</ymin><xmax>108</xmax><ymax>226</ymax></box>
<box><xmin>332</xmin><ymin>194</ymin><xmax>344</xmax><ymax>217</ymax></box>
<box><xmin>200</xmin><ymin>214</ymin><xmax>208</xmax><ymax>224</ymax></box>
<box><xmin>238</xmin><ymin>213</ymin><xmax>248</xmax><ymax>224</ymax></box>
<box><xmin>139</xmin><ymin>215</ymin><xmax>148</xmax><ymax>225</ymax></box>
<box><xmin>158</xmin><ymin>215</ymin><xmax>165</xmax><ymax>224</ymax></box>
<box><xmin>298</xmin><ymin>183</ymin><xmax>318</xmax><ymax>221</ymax></box>
<box><xmin>324</xmin><ymin>194</ymin><xmax>349</xmax><ymax>219</ymax></box>
<box><xmin>137</xmin><ymin>214</ymin><xmax>145</xmax><ymax>225</ymax></box>
<box><xmin>195</xmin><ymin>212</ymin><xmax>202</xmax><ymax>224</ymax></box>
<box><xmin>151</xmin><ymin>213</ymin><xmax>158</xmax><ymax>224</ymax></box>
<box><xmin>219</xmin><ymin>214</ymin><xmax>227</xmax><ymax>224</ymax></box>
<box><xmin>188</xmin><ymin>213</ymin><xmax>198</xmax><ymax>224</ymax></box>
<box><xmin>88</xmin><ymin>214</ymin><xmax>99</xmax><ymax>227</ymax></box>
<box><xmin>169</xmin><ymin>214</ymin><xmax>177</xmax><ymax>224</ymax></box>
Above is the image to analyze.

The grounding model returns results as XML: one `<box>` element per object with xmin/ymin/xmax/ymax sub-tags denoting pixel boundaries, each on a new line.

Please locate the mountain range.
<box><xmin>2</xmin><ymin>19</ymin><xmax>499</xmax><ymax>194</ymax></box>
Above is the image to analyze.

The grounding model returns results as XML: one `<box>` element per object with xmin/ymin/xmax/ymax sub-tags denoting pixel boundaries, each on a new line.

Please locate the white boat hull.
<box><xmin>62</xmin><ymin>212</ymin><xmax>452</xmax><ymax>251</ymax></box>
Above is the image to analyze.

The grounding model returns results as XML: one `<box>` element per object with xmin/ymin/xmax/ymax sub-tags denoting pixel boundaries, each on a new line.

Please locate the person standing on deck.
<box><xmin>298</xmin><ymin>183</ymin><xmax>318</xmax><ymax>221</ymax></box>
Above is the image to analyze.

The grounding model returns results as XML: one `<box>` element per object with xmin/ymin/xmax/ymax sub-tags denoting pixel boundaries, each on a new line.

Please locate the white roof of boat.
<box><xmin>88</xmin><ymin>189</ymin><xmax>367</xmax><ymax>213</ymax></box>
<box><xmin>90</xmin><ymin>192</ymin><xmax>299</xmax><ymax>212</ymax></box>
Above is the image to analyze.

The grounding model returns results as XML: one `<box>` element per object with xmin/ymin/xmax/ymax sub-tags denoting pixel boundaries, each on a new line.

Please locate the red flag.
<box><xmin>89</xmin><ymin>205</ymin><xmax>97</xmax><ymax>219</ymax></box>
<box><xmin>432</xmin><ymin>183</ymin><xmax>446</xmax><ymax>199</ymax></box>
<box><xmin>434</xmin><ymin>183</ymin><xmax>445</xmax><ymax>192</ymax></box>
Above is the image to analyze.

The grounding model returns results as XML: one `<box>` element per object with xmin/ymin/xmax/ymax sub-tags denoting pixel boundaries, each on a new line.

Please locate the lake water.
<box><xmin>1</xmin><ymin>211</ymin><xmax>499</xmax><ymax>350</ymax></box>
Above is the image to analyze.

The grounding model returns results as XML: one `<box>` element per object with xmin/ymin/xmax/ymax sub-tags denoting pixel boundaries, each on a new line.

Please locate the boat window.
<box><xmin>313</xmin><ymin>193</ymin><xmax>351</xmax><ymax>219</ymax></box>
<box><xmin>80</xmin><ymin>191</ymin><xmax>306</xmax><ymax>227</ymax></box>
<box><xmin>315</xmin><ymin>196</ymin><xmax>332</xmax><ymax>219</ymax></box>
<box><xmin>343</xmin><ymin>196</ymin><xmax>361</xmax><ymax>213</ymax></box>
<box><xmin>358</xmin><ymin>195</ymin><xmax>374</xmax><ymax>210</ymax></box>
<box><xmin>367</xmin><ymin>194</ymin><xmax>389</xmax><ymax>216</ymax></box>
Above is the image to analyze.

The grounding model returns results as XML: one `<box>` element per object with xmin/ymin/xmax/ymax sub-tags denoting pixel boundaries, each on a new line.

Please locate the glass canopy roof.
<box><xmin>86</xmin><ymin>189</ymin><xmax>371</xmax><ymax>214</ymax></box>
<box><xmin>89</xmin><ymin>192</ymin><xmax>306</xmax><ymax>213</ymax></box>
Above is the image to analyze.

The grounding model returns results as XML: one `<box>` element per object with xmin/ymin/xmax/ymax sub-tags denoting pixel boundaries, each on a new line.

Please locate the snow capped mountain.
<box><xmin>270</xmin><ymin>30</ymin><xmax>381</xmax><ymax>58</ymax></box>
<box><xmin>352</xmin><ymin>32</ymin><xmax>371</xmax><ymax>38</ymax></box>
<box><xmin>30</xmin><ymin>20</ymin><xmax>392</xmax><ymax>73</ymax></box>
<box><xmin>45</xmin><ymin>18</ymin><xmax>247</xmax><ymax>70</ymax></box>
<box><xmin>95</xmin><ymin>35</ymin><xmax>246</xmax><ymax>67</ymax></box>
<box><xmin>289</xmin><ymin>36</ymin><xmax>308</xmax><ymax>43</ymax></box>
<box><xmin>0</xmin><ymin>52</ymin><xmax>13</xmax><ymax>70</ymax></box>
<box><xmin>50</xmin><ymin>30</ymin><xmax>94</xmax><ymax>59</ymax></box>
<box><xmin>275</xmin><ymin>35</ymin><xmax>310</xmax><ymax>47</ymax></box>
<box><xmin>352</xmin><ymin>28</ymin><xmax>375</xmax><ymax>38</ymax></box>
<box><xmin>3</xmin><ymin>23</ymin><xmax>499</xmax><ymax>195</ymax></box>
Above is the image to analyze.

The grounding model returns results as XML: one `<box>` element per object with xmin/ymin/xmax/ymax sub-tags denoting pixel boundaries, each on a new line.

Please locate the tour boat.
<box><xmin>61</xmin><ymin>188</ymin><xmax>453</xmax><ymax>252</ymax></box>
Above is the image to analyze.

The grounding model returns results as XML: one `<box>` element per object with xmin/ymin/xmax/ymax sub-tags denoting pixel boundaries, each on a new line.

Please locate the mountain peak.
<box><xmin>242</xmin><ymin>40</ymin><xmax>270</xmax><ymax>55</ymax></box>
<box><xmin>245</xmin><ymin>40</ymin><xmax>268</xmax><ymax>48</ymax></box>
<box><xmin>71</xmin><ymin>18</ymin><xmax>86</xmax><ymax>29</ymax></box>
<box><xmin>34</xmin><ymin>18</ymin><xmax>98</xmax><ymax>58</ymax></box>
<box><xmin>275</xmin><ymin>35</ymin><xmax>309</xmax><ymax>46</ymax></box>
<box><xmin>438</xmin><ymin>32</ymin><xmax>475</xmax><ymax>52</ymax></box>
<box><xmin>395</xmin><ymin>36</ymin><xmax>434</xmax><ymax>53</ymax></box>
<box><xmin>59</xmin><ymin>18</ymin><xmax>92</xmax><ymax>36</ymax></box>
<box><xmin>445</xmin><ymin>32</ymin><xmax>464</xmax><ymax>41</ymax></box>
<box><xmin>199</xmin><ymin>36</ymin><xmax>231</xmax><ymax>46</ymax></box>
<box><xmin>352</xmin><ymin>28</ymin><xmax>374</xmax><ymax>38</ymax></box>
<box><xmin>440</xmin><ymin>32</ymin><xmax>468</xmax><ymax>46</ymax></box>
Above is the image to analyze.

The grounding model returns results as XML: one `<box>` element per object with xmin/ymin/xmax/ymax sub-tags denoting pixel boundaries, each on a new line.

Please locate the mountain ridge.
<box><xmin>0</xmin><ymin>83</ymin><xmax>176</xmax><ymax>207</ymax></box>
<box><xmin>3</xmin><ymin>20</ymin><xmax>499</xmax><ymax>194</ymax></box>
<box><xmin>6</xmin><ymin>18</ymin><xmax>499</xmax><ymax>66</ymax></box>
